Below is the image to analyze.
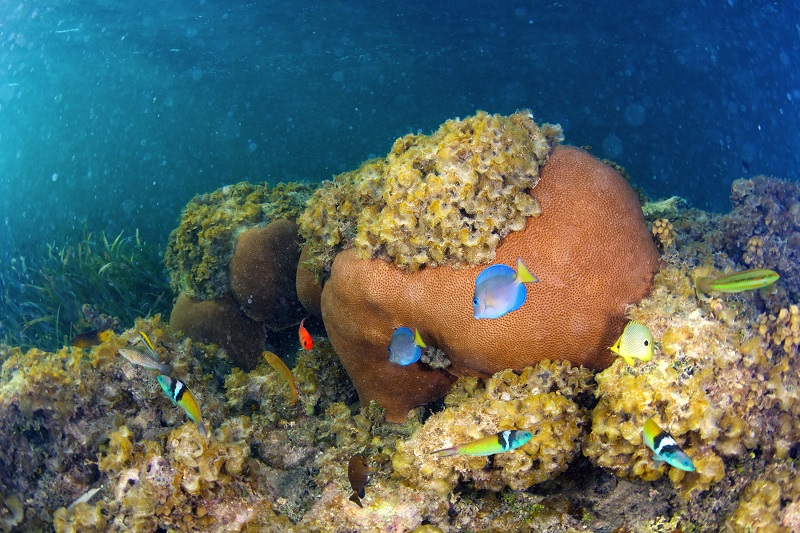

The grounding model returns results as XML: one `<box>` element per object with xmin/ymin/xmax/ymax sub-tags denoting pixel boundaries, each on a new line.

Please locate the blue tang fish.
<box><xmin>388</xmin><ymin>327</ymin><xmax>426</xmax><ymax>365</ymax></box>
<box><xmin>473</xmin><ymin>257</ymin><xmax>538</xmax><ymax>319</ymax></box>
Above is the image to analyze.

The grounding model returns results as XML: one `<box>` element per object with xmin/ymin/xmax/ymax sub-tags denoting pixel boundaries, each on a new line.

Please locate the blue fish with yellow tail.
<box><xmin>157</xmin><ymin>375</ymin><xmax>208</xmax><ymax>438</ymax></box>
<box><xmin>434</xmin><ymin>429</ymin><xmax>533</xmax><ymax>457</ymax></box>
<box><xmin>473</xmin><ymin>257</ymin><xmax>538</xmax><ymax>319</ymax></box>
<box><xmin>643</xmin><ymin>417</ymin><xmax>694</xmax><ymax>471</ymax></box>
<box><xmin>388</xmin><ymin>327</ymin><xmax>426</xmax><ymax>366</ymax></box>
<box><xmin>609</xmin><ymin>321</ymin><xmax>654</xmax><ymax>365</ymax></box>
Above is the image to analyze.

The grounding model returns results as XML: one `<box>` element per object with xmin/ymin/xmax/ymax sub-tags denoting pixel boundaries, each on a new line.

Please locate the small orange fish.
<box><xmin>298</xmin><ymin>318</ymin><xmax>313</xmax><ymax>350</ymax></box>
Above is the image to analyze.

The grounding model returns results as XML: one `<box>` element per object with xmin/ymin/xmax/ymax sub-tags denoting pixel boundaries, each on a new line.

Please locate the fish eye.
<box><xmin>644</xmin><ymin>340</ymin><xmax>649</xmax><ymax>346</ymax></box>
<box><xmin>472</xmin><ymin>297</ymin><xmax>479</xmax><ymax>306</ymax></box>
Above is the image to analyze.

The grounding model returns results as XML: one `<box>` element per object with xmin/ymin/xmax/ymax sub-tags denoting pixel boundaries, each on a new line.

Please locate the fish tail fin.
<box><xmin>695</xmin><ymin>277</ymin><xmax>713</xmax><ymax>296</ymax></box>
<box><xmin>349</xmin><ymin>493</ymin><xmax>363</xmax><ymax>508</ymax></box>
<box><xmin>196</xmin><ymin>420</ymin><xmax>209</xmax><ymax>438</ymax></box>
<box><xmin>515</xmin><ymin>257</ymin><xmax>538</xmax><ymax>283</ymax></box>
<box><xmin>414</xmin><ymin>328</ymin><xmax>427</xmax><ymax>349</ymax></box>
<box><xmin>433</xmin><ymin>446</ymin><xmax>458</xmax><ymax>457</ymax></box>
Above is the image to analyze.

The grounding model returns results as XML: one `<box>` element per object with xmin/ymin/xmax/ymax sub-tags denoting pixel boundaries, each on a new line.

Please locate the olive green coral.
<box><xmin>165</xmin><ymin>181</ymin><xmax>314</xmax><ymax>300</ymax></box>
<box><xmin>298</xmin><ymin>110</ymin><xmax>563</xmax><ymax>276</ymax></box>
<box><xmin>392</xmin><ymin>361</ymin><xmax>593</xmax><ymax>494</ymax></box>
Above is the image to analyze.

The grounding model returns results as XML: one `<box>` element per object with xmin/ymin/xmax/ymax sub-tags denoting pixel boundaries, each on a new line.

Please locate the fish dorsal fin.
<box><xmin>475</xmin><ymin>263</ymin><xmax>516</xmax><ymax>286</ymax></box>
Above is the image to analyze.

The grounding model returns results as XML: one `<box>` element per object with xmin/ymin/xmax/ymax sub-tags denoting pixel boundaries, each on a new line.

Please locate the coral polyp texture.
<box><xmin>318</xmin><ymin>132</ymin><xmax>660</xmax><ymax>421</ymax></box>
<box><xmin>393</xmin><ymin>362</ymin><xmax>595</xmax><ymax>494</ymax></box>
<box><xmin>298</xmin><ymin>110</ymin><xmax>563</xmax><ymax>275</ymax></box>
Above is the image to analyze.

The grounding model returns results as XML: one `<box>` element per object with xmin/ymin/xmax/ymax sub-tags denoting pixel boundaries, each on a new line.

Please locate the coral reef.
<box><xmin>165</xmin><ymin>182</ymin><xmax>312</xmax><ymax>301</ymax></box>
<box><xmin>169</xmin><ymin>293</ymin><xmax>266</xmax><ymax>370</ymax></box>
<box><xmin>715</xmin><ymin>175</ymin><xmax>800</xmax><ymax>304</ymax></box>
<box><xmin>321</xmin><ymin>142</ymin><xmax>660</xmax><ymax>421</ymax></box>
<box><xmin>584</xmin><ymin>263</ymin><xmax>800</xmax><ymax>528</ymax></box>
<box><xmin>393</xmin><ymin>362</ymin><xmax>595</xmax><ymax>493</ymax></box>
<box><xmin>165</xmin><ymin>182</ymin><xmax>313</xmax><ymax>368</ymax></box>
<box><xmin>298</xmin><ymin>110</ymin><xmax>563</xmax><ymax>275</ymax></box>
<box><xmin>726</xmin><ymin>460</ymin><xmax>800</xmax><ymax>532</ymax></box>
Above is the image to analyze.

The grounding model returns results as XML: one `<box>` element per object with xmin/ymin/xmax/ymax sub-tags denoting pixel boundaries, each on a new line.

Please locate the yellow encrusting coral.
<box><xmin>298</xmin><ymin>110</ymin><xmax>562</xmax><ymax>275</ymax></box>
<box><xmin>585</xmin><ymin>265</ymin><xmax>800</xmax><ymax>502</ymax></box>
<box><xmin>651</xmin><ymin>218</ymin><xmax>675</xmax><ymax>251</ymax></box>
<box><xmin>393</xmin><ymin>361</ymin><xmax>594</xmax><ymax>493</ymax></box>
<box><xmin>726</xmin><ymin>460</ymin><xmax>800</xmax><ymax>532</ymax></box>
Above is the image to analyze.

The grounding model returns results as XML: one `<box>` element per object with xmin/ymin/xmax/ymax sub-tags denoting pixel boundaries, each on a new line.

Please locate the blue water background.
<box><xmin>0</xmin><ymin>0</ymin><xmax>797</xmax><ymax>262</ymax></box>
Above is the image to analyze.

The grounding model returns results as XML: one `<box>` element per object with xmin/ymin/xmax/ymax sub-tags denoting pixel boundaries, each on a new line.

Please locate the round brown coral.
<box><xmin>229</xmin><ymin>219</ymin><xmax>306</xmax><ymax>328</ymax></box>
<box><xmin>169</xmin><ymin>294</ymin><xmax>265</xmax><ymax>370</ymax></box>
<box><xmin>321</xmin><ymin>145</ymin><xmax>660</xmax><ymax>421</ymax></box>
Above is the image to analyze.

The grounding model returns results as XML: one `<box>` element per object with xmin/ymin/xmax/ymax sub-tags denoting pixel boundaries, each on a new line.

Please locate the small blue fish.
<box><xmin>473</xmin><ymin>257</ymin><xmax>538</xmax><ymax>319</ymax></box>
<box><xmin>388</xmin><ymin>327</ymin><xmax>426</xmax><ymax>365</ymax></box>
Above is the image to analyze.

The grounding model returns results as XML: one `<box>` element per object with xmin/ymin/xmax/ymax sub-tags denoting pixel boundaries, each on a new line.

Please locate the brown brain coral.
<box><xmin>298</xmin><ymin>110</ymin><xmax>563</xmax><ymax>275</ymax></box>
<box><xmin>319</xmin><ymin>142</ymin><xmax>660</xmax><ymax>421</ymax></box>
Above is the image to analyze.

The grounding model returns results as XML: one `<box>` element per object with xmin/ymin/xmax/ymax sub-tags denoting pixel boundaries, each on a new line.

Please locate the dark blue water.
<box><xmin>0</xmin><ymin>0</ymin><xmax>798</xmax><ymax>261</ymax></box>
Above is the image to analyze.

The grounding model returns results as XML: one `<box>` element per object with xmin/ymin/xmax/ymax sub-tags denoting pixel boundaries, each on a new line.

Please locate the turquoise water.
<box><xmin>1</xmin><ymin>1</ymin><xmax>798</xmax><ymax>262</ymax></box>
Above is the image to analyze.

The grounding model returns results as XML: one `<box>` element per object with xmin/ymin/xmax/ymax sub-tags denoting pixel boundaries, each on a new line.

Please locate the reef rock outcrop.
<box><xmin>312</xmin><ymin>118</ymin><xmax>660</xmax><ymax>420</ymax></box>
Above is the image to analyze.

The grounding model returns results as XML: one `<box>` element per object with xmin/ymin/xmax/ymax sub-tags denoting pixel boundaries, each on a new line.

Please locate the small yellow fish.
<box><xmin>262</xmin><ymin>351</ymin><xmax>298</xmax><ymax>405</ymax></box>
<box><xmin>70</xmin><ymin>329</ymin><xmax>113</xmax><ymax>348</ymax></box>
<box><xmin>609</xmin><ymin>321</ymin><xmax>654</xmax><ymax>365</ymax></box>
<box><xmin>695</xmin><ymin>268</ymin><xmax>779</xmax><ymax>295</ymax></box>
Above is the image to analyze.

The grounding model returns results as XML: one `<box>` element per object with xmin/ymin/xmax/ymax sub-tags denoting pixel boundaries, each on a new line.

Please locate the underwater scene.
<box><xmin>1</xmin><ymin>1</ymin><xmax>799</xmax><ymax>532</ymax></box>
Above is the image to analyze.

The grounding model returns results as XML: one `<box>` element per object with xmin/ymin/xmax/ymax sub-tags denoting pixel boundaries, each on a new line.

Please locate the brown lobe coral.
<box><xmin>169</xmin><ymin>293</ymin><xmax>265</xmax><ymax>370</ymax></box>
<box><xmin>229</xmin><ymin>219</ymin><xmax>306</xmax><ymax>328</ymax></box>
<box><xmin>321</xmin><ymin>145</ymin><xmax>660</xmax><ymax>421</ymax></box>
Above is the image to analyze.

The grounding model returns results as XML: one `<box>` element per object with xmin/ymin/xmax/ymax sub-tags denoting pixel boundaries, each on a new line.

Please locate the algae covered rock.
<box><xmin>165</xmin><ymin>181</ymin><xmax>312</xmax><ymax>300</ymax></box>
<box><xmin>299</xmin><ymin>110</ymin><xmax>563</xmax><ymax>275</ymax></box>
<box><xmin>392</xmin><ymin>362</ymin><xmax>594</xmax><ymax>493</ymax></box>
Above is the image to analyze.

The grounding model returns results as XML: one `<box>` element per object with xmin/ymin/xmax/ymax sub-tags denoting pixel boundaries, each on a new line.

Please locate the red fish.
<box><xmin>298</xmin><ymin>318</ymin><xmax>313</xmax><ymax>350</ymax></box>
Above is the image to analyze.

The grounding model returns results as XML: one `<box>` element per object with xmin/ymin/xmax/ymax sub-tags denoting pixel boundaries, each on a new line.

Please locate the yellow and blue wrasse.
<box><xmin>434</xmin><ymin>429</ymin><xmax>533</xmax><ymax>457</ymax></box>
<box><xmin>70</xmin><ymin>329</ymin><xmax>113</xmax><ymax>348</ymax></box>
<box><xmin>347</xmin><ymin>454</ymin><xmax>375</xmax><ymax>508</ymax></box>
<box><xmin>157</xmin><ymin>375</ymin><xmax>208</xmax><ymax>438</ymax></box>
<box><xmin>609</xmin><ymin>321</ymin><xmax>654</xmax><ymax>365</ymax></box>
<box><xmin>473</xmin><ymin>257</ymin><xmax>538</xmax><ymax>319</ymax></box>
<box><xmin>388</xmin><ymin>327</ymin><xmax>426</xmax><ymax>366</ymax></box>
<box><xmin>262</xmin><ymin>350</ymin><xmax>298</xmax><ymax>406</ymax></box>
<box><xmin>118</xmin><ymin>346</ymin><xmax>172</xmax><ymax>375</ymax></box>
<box><xmin>642</xmin><ymin>417</ymin><xmax>694</xmax><ymax>472</ymax></box>
<box><xmin>695</xmin><ymin>268</ymin><xmax>779</xmax><ymax>295</ymax></box>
